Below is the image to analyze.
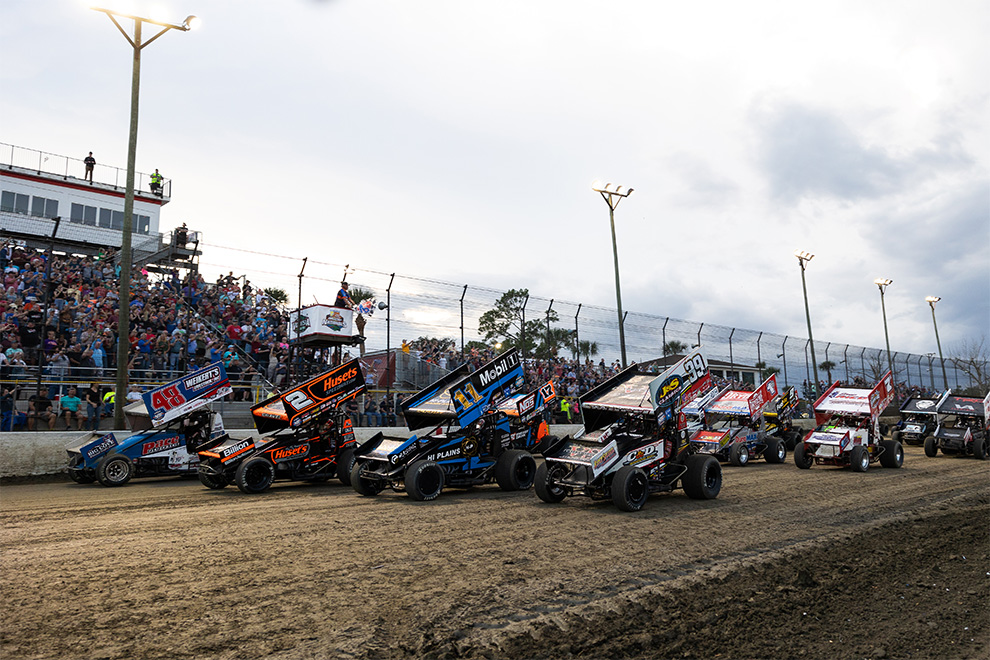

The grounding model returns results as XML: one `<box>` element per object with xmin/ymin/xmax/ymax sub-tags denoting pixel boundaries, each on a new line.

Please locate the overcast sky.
<box><xmin>2</xmin><ymin>0</ymin><xmax>987</xmax><ymax>360</ymax></box>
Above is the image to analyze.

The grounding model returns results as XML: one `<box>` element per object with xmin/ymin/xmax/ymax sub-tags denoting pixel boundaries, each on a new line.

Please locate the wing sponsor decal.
<box><xmin>621</xmin><ymin>442</ymin><xmax>662</xmax><ymax>467</ymax></box>
<box><xmin>590</xmin><ymin>440</ymin><xmax>618</xmax><ymax>477</ymax></box>
<box><xmin>220</xmin><ymin>439</ymin><xmax>253</xmax><ymax>460</ymax></box>
<box><xmin>271</xmin><ymin>443</ymin><xmax>310</xmax><ymax>462</ymax></box>
<box><xmin>143</xmin><ymin>361</ymin><xmax>232</xmax><ymax>426</ymax></box>
<box><xmin>82</xmin><ymin>433</ymin><xmax>118</xmax><ymax>461</ymax></box>
<box><xmin>141</xmin><ymin>435</ymin><xmax>182</xmax><ymax>456</ymax></box>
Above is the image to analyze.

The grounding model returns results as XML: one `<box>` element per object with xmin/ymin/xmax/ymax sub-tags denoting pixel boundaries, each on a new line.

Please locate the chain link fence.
<box><xmin>328</xmin><ymin>266</ymin><xmax>979</xmax><ymax>394</ymax></box>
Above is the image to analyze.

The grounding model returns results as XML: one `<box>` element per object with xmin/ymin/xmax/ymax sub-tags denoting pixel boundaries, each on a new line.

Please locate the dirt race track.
<box><xmin>2</xmin><ymin>444</ymin><xmax>989</xmax><ymax>660</ymax></box>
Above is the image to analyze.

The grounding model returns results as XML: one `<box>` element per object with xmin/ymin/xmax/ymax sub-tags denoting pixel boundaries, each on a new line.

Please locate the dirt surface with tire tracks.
<box><xmin>2</xmin><ymin>444</ymin><xmax>988</xmax><ymax>660</ymax></box>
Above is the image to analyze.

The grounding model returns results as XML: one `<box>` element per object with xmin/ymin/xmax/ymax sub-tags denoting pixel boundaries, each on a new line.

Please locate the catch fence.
<box><xmin>295</xmin><ymin>263</ymin><xmax>980</xmax><ymax>394</ymax></box>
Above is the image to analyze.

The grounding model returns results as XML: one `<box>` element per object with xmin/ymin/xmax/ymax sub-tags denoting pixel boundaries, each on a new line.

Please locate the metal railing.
<box><xmin>1</xmin><ymin>142</ymin><xmax>172</xmax><ymax>198</ymax></box>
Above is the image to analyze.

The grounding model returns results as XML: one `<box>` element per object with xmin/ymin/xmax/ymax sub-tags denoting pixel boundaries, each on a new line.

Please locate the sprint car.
<box><xmin>794</xmin><ymin>372</ymin><xmax>903</xmax><ymax>472</ymax></box>
<box><xmin>688</xmin><ymin>375</ymin><xmax>787</xmax><ymax>466</ymax></box>
<box><xmin>891</xmin><ymin>395</ymin><xmax>940</xmax><ymax>446</ymax></box>
<box><xmin>923</xmin><ymin>391</ymin><xmax>989</xmax><ymax>460</ymax></box>
<box><xmin>534</xmin><ymin>350</ymin><xmax>722</xmax><ymax>512</ymax></box>
<box><xmin>350</xmin><ymin>349</ymin><xmax>552</xmax><ymax>501</ymax></box>
<box><xmin>198</xmin><ymin>359</ymin><xmax>366</xmax><ymax>493</ymax></box>
<box><xmin>65</xmin><ymin>362</ymin><xmax>235</xmax><ymax>486</ymax></box>
<box><xmin>764</xmin><ymin>386</ymin><xmax>802</xmax><ymax>449</ymax></box>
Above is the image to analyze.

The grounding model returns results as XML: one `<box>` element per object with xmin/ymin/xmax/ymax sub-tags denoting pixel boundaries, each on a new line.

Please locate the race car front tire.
<box><xmin>198</xmin><ymin>470</ymin><xmax>229</xmax><ymax>489</ymax></box>
<box><xmin>611</xmin><ymin>465</ymin><xmax>650</xmax><ymax>512</ymax></box>
<box><xmin>879</xmin><ymin>440</ymin><xmax>904</xmax><ymax>468</ymax></box>
<box><xmin>849</xmin><ymin>445</ymin><xmax>870</xmax><ymax>472</ymax></box>
<box><xmin>729</xmin><ymin>442</ymin><xmax>750</xmax><ymax>467</ymax></box>
<box><xmin>495</xmin><ymin>449</ymin><xmax>537</xmax><ymax>491</ymax></box>
<box><xmin>68</xmin><ymin>470</ymin><xmax>96</xmax><ymax>484</ymax></box>
<box><xmin>235</xmin><ymin>456</ymin><xmax>276</xmax><ymax>494</ymax></box>
<box><xmin>404</xmin><ymin>460</ymin><xmax>444</xmax><ymax>501</ymax></box>
<box><xmin>794</xmin><ymin>444</ymin><xmax>813</xmax><ymax>469</ymax></box>
<box><xmin>764</xmin><ymin>437</ymin><xmax>786</xmax><ymax>464</ymax></box>
<box><xmin>973</xmin><ymin>437</ymin><xmax>987</xmax><ymax>460</ymax></box>
<box><xmin>534</xmin><ymin>461</ymin><xmax>567</xmax><ymax>503</ymax></box>
<box><xmin>682</xmin><ymin>454</ymin><xmax>722</xmax><ymax>500</ymax></box>
<box><xmin>96</xmin><ymin>453</ymin><xmax>133</xmax><ymax>487</ymax></box>
<box><xmin>337</xmin><ymin>447</ymin><xmax>356</xmax><ymax>486</ymax></box>
<box><xmin>350</xmin><ymin>461</ymin><xmax>384</xmax><ymax>496</ymax></box>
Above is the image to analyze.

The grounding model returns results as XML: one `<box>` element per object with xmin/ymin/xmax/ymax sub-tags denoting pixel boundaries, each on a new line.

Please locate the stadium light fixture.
<box><xmin>794</xmin><ymin>249</ymin><xmax>820</xmax><ymax>397</ymax></box>
<box><xmin>592</xmin><ymin>180</ymin><xmax>634</xmax><ymax>368</ymax></box>
<box><xmin>874</xmin><ymin>278</ymin><xmax>894</xmax><ymax>378</ymax></box>
<box><xmin>925</xmin><ymin>296</ymin><xmax>949</xmax><ymax>390</ymax></box>
<box><xmin>92</xmin><ymin>5</ymin><xmax>197</xmax><ymax>429</ymax></box>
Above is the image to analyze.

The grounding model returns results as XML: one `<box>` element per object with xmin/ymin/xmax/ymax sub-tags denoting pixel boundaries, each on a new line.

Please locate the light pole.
<box><xmin>795</xmin><ymin>250</ymin><xmax>821</xmax><ymax>398</ymax></box>
<box><xmin>592</xmin><ymin>181</ymin><xmax>633</xmax><ymax>368</ymax></box>
<box><xmin>794</xmin><ymin>250</ymin><xmax>821</xmax><ymax>399</ymax></box>
<box><xmin>94</xmin><ymin>7</ymin><xmax>199</xmax><ymax>429</ymax></box>
<box><xmin>874</xmin><ymin>278</ymin><xmax>894</xmax><ymax>379</ymax></box>
<box><xmin>926</xmin><ymin>296</ymin><xmax>949</xmax><ymax>390</ymax></box>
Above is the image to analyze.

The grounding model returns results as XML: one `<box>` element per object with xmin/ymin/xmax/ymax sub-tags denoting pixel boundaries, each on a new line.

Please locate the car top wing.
<box><xmin>706</xmin><ymin>375</ymin><xmax>778</xmax><ymax>418</ymax></box>
<box><xmin>812</xmin><ymin>371</ymin><xmax>893</xmax><ymax>425</ymax></box>
<box><xmin>937</xmin><ymin>395</ymin><xmax>987</xmax><ymax>418</ymax></box>
<box><xmin>251</xmin><ymin>359</ymin><xmax>365</xmax><ymax>434</ymax></box>
<box><xmin>898</xmin><ymin>396</ymin><xmax>939</xmax><ymax>416</ymax></box>
<box><xmin>650</xmin><ymin>350</ymin><xmax>714</xmax><ymax>419</ymax></box>
<box><xmin>141</xmin><ymin>361</ymin><xmax>232</xmax><ymax>427</ymax></box>
<box><xmin>402</xmin><ymin>349</ymin><xmax>524</xmax><ymax>430</ymax></box>
<box><xmin>577</xmin><ymin>350</ymin><xmax>713</xmax><ymax>433</ymax></box>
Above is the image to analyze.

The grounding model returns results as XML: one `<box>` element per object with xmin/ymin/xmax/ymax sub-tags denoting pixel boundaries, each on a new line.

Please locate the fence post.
<box><xmin>459</xmin><ymin>284</ymin><xmax>467</xmax><ymax>359</ymax></box>
<box><xmin>573</xmin><ymin>303</ymin><xmax>582</xmax><ymax>361</ymax></box>
<box><xmin>545</xmin><ymin>299</ymin><xmax>554</xmax><ymax>359</ymax></box>
<box><xmin>521</xmin><ymin>293</ymin><xmax>529</xmax><ymax>360</ymax></box>
<box><xmin>728</xmin><ymin>328</ymin><xmax>735</xmax><ymax>382</ymax></box>
<box><xmin>780</xmin><ymin>336</ymin><xmax>788</xmax><ymax>388</ymax></box>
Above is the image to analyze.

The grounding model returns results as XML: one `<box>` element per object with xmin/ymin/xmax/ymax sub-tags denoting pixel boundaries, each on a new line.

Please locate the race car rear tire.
<box><xmin>611</xmin><ymin>465</ymin><xmax>650</xmax><ymax>512</ymax></box>
<box><xmin>784</xmin><ymin>430</ymin><xmax>801</xmax><ymax>450</ymax></box>
<box><xmin>536</xmin><ymin>434</ymin><xmax>559</xmax><ymax>456</ymax></box>
<box><xmin>890</xmin><ymin>429</ymin><xmax>901</xmax><ymax>443</ymax></box>
<box><xmin>198</xmin><ymin>470</ymin><xmax>229</xmax><ymax>490</ymax></box>
<box><xmin>235</xmin><ymin>456</ymin><xmax>276</xmax><ymax>494</ymax></box>
<box><xmin>729</xmin><ymin>442</ymin><xmax>750</xmax><ymax>467</ymax></box>
<box><xmin>68</xmin><ymin>470</ymin><xmax>96</xmax><ymax>484</ymax></box>
<box><xmin>534</xmin><ymin>461</ymin><xmax>567</xmax><ymax>503</ymax></box>
<box><xmin>850</xmin><ymin>445</ymin><xmax>870</xmax><ymax>472</ymax></box>
<box><xmin>794</xmin><ymin>444</ymin><xmax>813</xmax><ymax>469</ymax></box>
<box><xmin>96</xmin><ymin>453</ymin><xmax>133</xmax><ymax>487</ymax></box>
<box><xmin>764</xmin><ymin>437</ymin><xmax>786</xmax><ymax>464</ymax></box>
<box><xmin>350</xmin><ymin>462</ymin><xmax>383</xmax><ymax>496</ymax></box>
<box><xmin>405</xmin><ymin>460</ymin><xmax>444</xmax><ymax>501</ymax></box>
<box><xmin>973</xmin><ymin>437</ymin><xmax>987</xmax><ymax>460</ymax></box>
<box><xmin>681</xmin><ymin>454</ymin><xmax>722</xmax><ymax>500</ymax></box>
<box><xmin>879</xmin><ymin>440</ymin><xmax>904</xmax><ymax>468</ymax></box>
<box><xmin>924</xmin><ymin>436</ymin><xmax>938</xmax><ymax>458</ymax></box>
<box><xmin>337</xmin><ymin>447</ymin><xmax>356</xmax><ymax>486</ymax></box>
<box><xmin>495</xmin><ymin>449</ymin><xmax>537</xmax><ymax>491</ymax></box>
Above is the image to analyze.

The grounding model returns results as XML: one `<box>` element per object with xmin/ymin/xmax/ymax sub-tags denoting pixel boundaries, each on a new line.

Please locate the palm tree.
<box><xmin>578</xmin><ymin>340</ymin><xmax>599</xmax><ymax>362</ymax></box>
<box><xmin>663</xmin><ymin>340</ymin><xmax>687</xmax><ymax>357</ymax></box>
<box><xmin>819</xmin><ymin>360</ymin><xmax>837</xmax><ymax>384</ymax></box>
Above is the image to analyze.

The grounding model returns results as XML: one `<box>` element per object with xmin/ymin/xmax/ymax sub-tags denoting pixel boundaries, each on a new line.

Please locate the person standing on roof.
<box><xmin>150</xmin><ymin>169</ymin><xmax>164</xmax><ymax>196</ymax></box>
<box><xmin>84</xmin><ymin>152</ymin><xmax>95</xmax><ymax>182</ymax></box>
<box><xmin>335</xmin><ymin>281</ymin><xmax>354</xmax><ymax>309</ymax></box>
